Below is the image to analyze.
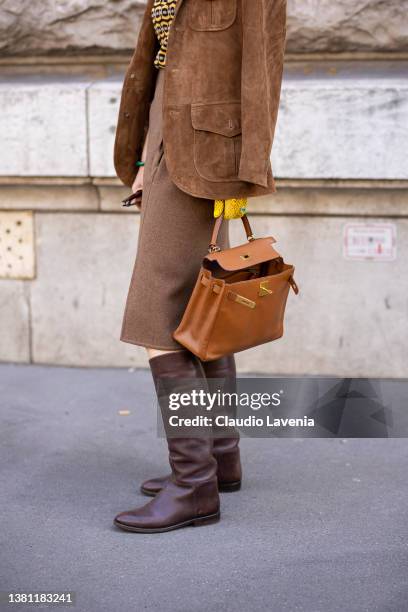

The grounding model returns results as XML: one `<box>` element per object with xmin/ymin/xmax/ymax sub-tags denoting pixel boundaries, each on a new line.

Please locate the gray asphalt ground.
<box><xmin>1</xmin><ymin>364</ymin><xmax>407</xmax><ymax>612</ymax></box>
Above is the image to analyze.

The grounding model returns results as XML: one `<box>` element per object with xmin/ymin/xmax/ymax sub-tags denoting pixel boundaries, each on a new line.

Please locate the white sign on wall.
<box><xmin>343</xmin><ymin>223</ymin><xmax>396</xmax><ymax>261</ymax></box>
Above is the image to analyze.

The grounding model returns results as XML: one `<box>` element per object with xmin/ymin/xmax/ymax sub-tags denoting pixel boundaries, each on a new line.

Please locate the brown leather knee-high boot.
<box><xmin>140</xmin><ymin>354</ymin><xmax>242</xmax><ymax>497</ymax></box>
<box><xmin>114</xmin><ymin>351</ymin><xmax>220</xmax><ymax>533</ymax></box>
<box><xmin>202</xmin><ymin>354</ymin><xmax>242</xmax><ymax>489</ymax></box>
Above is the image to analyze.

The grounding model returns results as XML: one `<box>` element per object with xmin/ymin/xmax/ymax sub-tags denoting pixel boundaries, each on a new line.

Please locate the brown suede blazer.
<box><xmin>114</xmin><ymin>0</ymin><xmax>287</xmax><ymax>200</ymax></box>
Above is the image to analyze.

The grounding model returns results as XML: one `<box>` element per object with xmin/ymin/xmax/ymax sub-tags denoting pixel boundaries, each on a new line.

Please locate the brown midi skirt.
<box><xmin>120</xmin><ymin>68</ymin><xmax>229</xmax><ymax>350</ymax></box>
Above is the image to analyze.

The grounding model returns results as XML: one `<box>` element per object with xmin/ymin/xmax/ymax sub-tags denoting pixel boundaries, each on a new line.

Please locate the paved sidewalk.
<box><xmin>1</xmin><ymin>364</ymin><xmax>407</xmax><ymax>612</ymax></box>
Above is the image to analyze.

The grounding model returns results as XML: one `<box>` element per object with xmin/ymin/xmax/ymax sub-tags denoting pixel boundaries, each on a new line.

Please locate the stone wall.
<box><xmin>0</xmin><ymin>0</ymin><xmax>407</xmax><ymax>56</ymax></box>
<box><xmin>287</xmin><ymin>0</ymin><xmax>408</xmax><ymax>53</ymax></box>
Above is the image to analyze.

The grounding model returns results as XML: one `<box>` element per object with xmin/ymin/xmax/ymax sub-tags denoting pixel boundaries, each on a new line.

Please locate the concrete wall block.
<box><xmin>231</xmin><ymin>216</ymin><xmax>408</xmax><ymax>377</ymax></box>
<box><xmin>0</xmin><ymin>184</ymin><xmax>99</xmax><ymax>211</ymax></box>
<box><xmin>0</xmin><ymin>80</ymin><xmax>90</xmax><ymax>177</ymax></box>
<box><xmin>251</xmin><ymin>187</ymin><xmax>408</xmax><ymax>217</ymax></box>
<box><xmin>0</xmin><ymin>280</ymin><xmax>30</xmax><ymax>363</ymax></box>
<box><xmin>273</xmin><ymin>79</ymin><xmax>408</xmax><ymax>179</ymax></box>
<box><xmin>30</xmin><ymin>212</ymin><xmax>147</xmax><ymax>368</ymax></box>
<box><xmin>97</xmin><ymin>184</ymin><xmax>134</xmax><ymax>211</ymax></box>
<box><xmin>88</xmin><ymin>80</ymin><xmax>121</xmax><ymax>178</ymax></box>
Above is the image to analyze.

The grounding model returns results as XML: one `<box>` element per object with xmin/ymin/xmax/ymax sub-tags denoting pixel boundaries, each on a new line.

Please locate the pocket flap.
<box><xmin>191</xmin><ymin>101</ymin><xmax>241</xmax><ymax>137</ymax></box>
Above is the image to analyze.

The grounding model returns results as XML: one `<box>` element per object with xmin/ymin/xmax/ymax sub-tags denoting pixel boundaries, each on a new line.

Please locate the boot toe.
<box><xmin>113</xmin><ymin>508</ymin><xmax>158</xmax><ymax>531</ymax></box>
<box><xmin>114</xmin><ymin>510</ymin><xmax>140</xmax><ymax>527</ymax></box>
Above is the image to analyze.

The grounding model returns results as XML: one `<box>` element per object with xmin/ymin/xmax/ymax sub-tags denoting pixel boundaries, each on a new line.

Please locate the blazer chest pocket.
<box><xmin>191</xmin><ymin>101</ymin><xmax>242</xmax><ymax>182</ymax></box>
<box><xmin>189</xmin><ymin>0</ymin><xmax>237</xmax><ymax>31</ymax></box>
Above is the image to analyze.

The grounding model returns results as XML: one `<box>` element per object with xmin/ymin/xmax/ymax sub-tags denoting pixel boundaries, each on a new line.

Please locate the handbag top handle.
<box><xmin>208</xmin><ymin>214</ymin><xmax>255</xmax><ymax>253</ymax></box>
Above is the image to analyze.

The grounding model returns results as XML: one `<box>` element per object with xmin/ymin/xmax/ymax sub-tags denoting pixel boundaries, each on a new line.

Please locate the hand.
<box><xmin>131</xmin><ymin>130</ymin><xmax>149</xmax><ymax>209</ymax></box>
<box><xmin>214</xmin><ymin>198</ymin><xmax>248</xmax><ymax>220</ymax></box>
<box><xmin>132</xmin><ymin>166</ymin><xmax>144</xmax><ymax>193</ymax></box>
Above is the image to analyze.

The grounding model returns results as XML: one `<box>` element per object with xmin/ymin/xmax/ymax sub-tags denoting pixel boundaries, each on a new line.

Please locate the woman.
<box><xmin>113</xmin><ymin>0</ymin><xmax>287</xmax><ymax>533</ymax></box>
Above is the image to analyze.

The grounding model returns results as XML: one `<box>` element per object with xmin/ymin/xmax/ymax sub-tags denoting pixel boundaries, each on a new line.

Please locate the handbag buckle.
<box><xmin>259</xmin><ymin>281</ymin><xmax>273</xmax><ymax>297</ymax></box>
<box><xmin>227</xmin><ymin>291</ymin><xmax>256</xmax><ymax>309</ymax></box>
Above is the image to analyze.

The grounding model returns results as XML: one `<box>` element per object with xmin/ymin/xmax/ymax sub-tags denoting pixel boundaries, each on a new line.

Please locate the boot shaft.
<box><xmin>149</xmin><ymin>350</ymin><xmax>218</xmax><ymax>487</ymax></box>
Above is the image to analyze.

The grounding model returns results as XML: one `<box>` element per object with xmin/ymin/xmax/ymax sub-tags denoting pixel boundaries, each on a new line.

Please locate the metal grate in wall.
<box><xmin>0</xmin><ymin>211</ymin><xmax>36</xmax><ymax>279</ymax></box>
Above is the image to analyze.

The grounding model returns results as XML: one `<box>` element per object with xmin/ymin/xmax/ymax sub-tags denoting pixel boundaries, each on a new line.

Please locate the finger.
<box><xmin>132</xmin><ymin>169</ymin><xmax>144</xmax><ymax>192</ymax></box>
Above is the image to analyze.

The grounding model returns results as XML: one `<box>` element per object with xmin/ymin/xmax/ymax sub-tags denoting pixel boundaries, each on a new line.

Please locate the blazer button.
<box><xmin>124</xmin><ymin>111</ymin><xmax>131</xmax><ymax>119</ymax></box>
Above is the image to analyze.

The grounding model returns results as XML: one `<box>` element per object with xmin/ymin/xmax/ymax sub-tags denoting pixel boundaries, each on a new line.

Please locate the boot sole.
<box><xmin>113</xmin><ymin>511</ymin><xmax>220</xmax><ymax>534</ymax></box>
<box><xmin>140</xmin><ymin>481</ymin><xmax>241</xmax><ymax>497</ymax></box>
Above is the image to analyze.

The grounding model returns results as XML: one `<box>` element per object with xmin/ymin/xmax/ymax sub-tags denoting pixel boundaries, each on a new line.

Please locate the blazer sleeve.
<box><xmin>238</xmin><ymin>0</ymin><xmax>287</xmax><ymax>187</ymax></box>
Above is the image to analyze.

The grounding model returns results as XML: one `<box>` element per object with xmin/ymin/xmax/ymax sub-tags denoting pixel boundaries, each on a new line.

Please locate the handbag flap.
<box><xmin>204</xmin><ymin>237</ymin><xmax>281</xmax><ymax>271</ymax></box>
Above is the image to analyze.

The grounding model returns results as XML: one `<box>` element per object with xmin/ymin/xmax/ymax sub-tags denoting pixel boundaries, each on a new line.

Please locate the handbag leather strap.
<box><xmin>208</xmin><ymin>214</ymin><xmax>255</xmax><ymax>253</ymax></box>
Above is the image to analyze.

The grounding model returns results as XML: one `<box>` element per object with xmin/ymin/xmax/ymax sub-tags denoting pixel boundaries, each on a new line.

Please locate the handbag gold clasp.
<box><xmin>227</xmin><ymin>290</ymin><xmax>256</xmax><ymax>309</ymax></box>
<box><xmin>259</xmin><ymin>281</ymin><xmax>273</xmax><ymax>297</ymax></box>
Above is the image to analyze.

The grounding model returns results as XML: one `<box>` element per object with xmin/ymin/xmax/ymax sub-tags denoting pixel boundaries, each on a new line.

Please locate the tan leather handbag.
<box><xmin>173</xmin><ymin>215</ymin><xmax>299</xmax><ymax>361</ymax></box>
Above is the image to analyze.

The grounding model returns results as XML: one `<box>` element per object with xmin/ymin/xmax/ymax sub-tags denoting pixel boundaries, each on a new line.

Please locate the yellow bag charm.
<box><xmin>214</xmin><ymin>198</ymin><xmax>247</xmax><ymax>220</ymax></box>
